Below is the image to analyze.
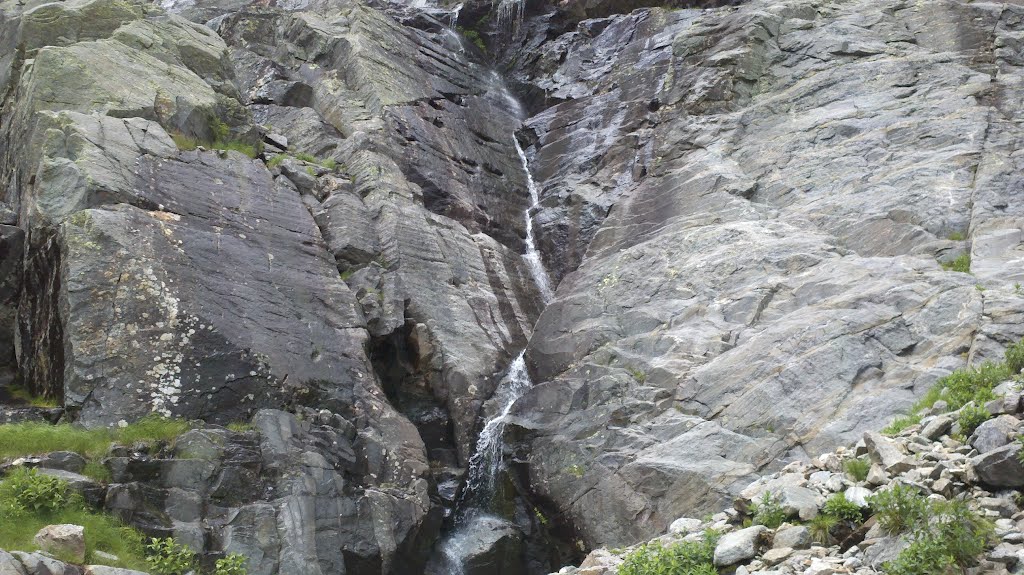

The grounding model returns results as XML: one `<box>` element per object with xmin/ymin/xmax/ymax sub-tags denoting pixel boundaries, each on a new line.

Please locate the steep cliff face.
<box><xmin>0</xmin><ymin>0</ymin><xmax>1023</xmax><ymax>573</ymax></box>
<box><xmin>507</xmin><ymin>0</ymin><xmax>1024</xmax><ymax>549</ymax></box>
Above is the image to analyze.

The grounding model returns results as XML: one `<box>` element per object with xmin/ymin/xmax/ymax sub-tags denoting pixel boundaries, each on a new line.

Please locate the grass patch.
<box><xmin>881</xmin><ymin>338</ymin><xmax>1023</xmax><ymax>436</ymax></box>
<box><xmin>0</xmin><ymin>416</ymin><xmax>192</xmax><ymax>460</ymax></box>
<box><xmin>0</xmin><ymin>468</ymin><xmax>148</xmax><ymax>569</ymax></box>
<box><xmin>947</xmin><ymin>231</ymin><xmax>966</xmax><ymax>241</ymax></box>
<box><xmin>940</xmin><ymin>253</ymin><xmax>971</xmax><ymax>273</ymax></box>
<box><xmin>226</xmin><ymin>422</ymin><xmax>255</xmax><ymax>433</ymax></box>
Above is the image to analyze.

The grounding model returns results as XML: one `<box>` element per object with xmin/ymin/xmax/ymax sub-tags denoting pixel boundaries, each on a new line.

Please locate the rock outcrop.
<box><xmin>509</xmin><ymin>0</ymin><xmax>1024</xmax><ymax>548</ymax></box>
<box><xmin>1</xmin><ymin>0</ymin><xmax>1024</xmax><ymax>572</ymax></box>
<box><xmin>554</xmin><ymin>383</ymin><xmax>1024</xmax><ymax>575</ymax></box>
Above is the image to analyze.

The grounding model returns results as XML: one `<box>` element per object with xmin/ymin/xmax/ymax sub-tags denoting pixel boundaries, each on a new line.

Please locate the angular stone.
<box><xmin>0</xmin><ymin>550</ymin><xmax>28</xmax><ymax>575</ymax></box>
<box><xmin>973</xmin><ymin>444</ymin><xmax>1024</xmax><ymax>488</ymax></box>
<box><xmin>773</xmin><ymin>525</ymin><xmax>810</xmax><ymax>550</ymax></box>
<box><xmin>970</xmin><ymin>415</ymin><xmax>1021</xmax><ymax>454</ymax></box>
<box><xmin>713</xmin><ymin>525</ymin><xmax>767</xmax><ymax>567</ymax></box>
<box><xmin>34</xmin><ymin>524</ymin><xmax>86</xmax><ymax>563</ymax></box>
<box><xmin>920</xmin><ymin>415</ymin><xmax>953</xmax><ymax>441</ymax></box>
<box><xmin>864</xmin><ymin>432</ymin><xmax>912</xmax><ymax>474</ymax></box>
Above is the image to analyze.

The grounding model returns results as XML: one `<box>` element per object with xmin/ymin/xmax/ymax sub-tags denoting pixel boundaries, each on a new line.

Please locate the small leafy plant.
<box><xmin>882</xmin><ymin>499</ymin><xmax>993</xmax><ymax>574</ymax></box>
<box><xmin>750</xmin><ymin>492</ymin><xmax>786</xmax><ymax>529</ymax></box>
<box><xmin>0</xmin><ymin>468</ymin><xmax>68</xmax><ymax>513</ymax></box>
<box><xmin>867</xmin><ymin>483</ymin><xmax>928</xmax><ymax>535</ymax></box>
<box><xmin>843</xmin><ymin>457</ymin><xmax>870</xmax><ymax>482</ymax></box>
<box><xmin>822</xmin><ymin>492</ymin><xmax>863</xmax><ymax>523</ymax></box>
<box><xmin>214</xmin><ymin>553</ymin><xmax>248</xmax><ymax>575</ymax></box>
<box><xmin>940</xmin><ymin>253</ymin><xmax>971</xmax><ymax>273</ymax></box>
<box><xmin>957</xmin><ymin>404</ymin><xmax>990</xmax><ymax>437</ymax></box>
<box><xmin>146</xmin><ymin>537</ymin><xmax>197</xmax><ymax>575</ymax></box>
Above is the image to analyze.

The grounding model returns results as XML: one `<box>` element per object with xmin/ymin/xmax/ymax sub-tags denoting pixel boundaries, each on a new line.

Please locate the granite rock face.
<box><xmin>2</xmin><ymin>0</ymin><xmax>1024</xmax><ymax>571</ymax></box>
<box><xmin>509</xmin><ymin>0</ymin><xmax>1024</xmax><ymax>547</ymax></box>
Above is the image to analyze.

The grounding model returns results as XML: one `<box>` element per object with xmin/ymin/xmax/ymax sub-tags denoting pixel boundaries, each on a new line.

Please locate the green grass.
<box><xmin>0</xmin><ymin>416</ymin><xmax>192</xmax><ymax>460</ymax></box>
<box><xmin>226</xmin><ymin>422</ymin><xmax>254</xmax><ymax>433</ymax></box>
<box><xmin>940</xmin><ymin>253</ymin><xmax>971</xmax><ymax>273</ymax></box>
<box><xmin>881</xmin><ymin>338</ymin><xmax>1023</xmax><ymax>436</ymax></box>
<box><xmin>5</xmin><ymin>385</ymin><xmax>59</xmax><ymax>408</ymax></box>
<box><xmin>947</xmin><ymin>231</ymin><xmax>966</xmax><ymax>241</ymax></box>
<box><xmin>0</xmin><ymin>469</ymin><xmax>147</xmax><ymax>569</ymax></box>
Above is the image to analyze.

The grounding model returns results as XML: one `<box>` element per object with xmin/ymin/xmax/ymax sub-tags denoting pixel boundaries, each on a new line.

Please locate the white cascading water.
<box><xmin>438</xmin><ymin>353</ymin><xmax>534</xmax><ymax>573</ymax></box>
<box><xmin>461</xmin><ymin>352</ymin><xmax>533</xmax><ymax>503</ymax></box>
<box><xmin>512</xmin><ymin>137</ymin><xmax>555</xmax><ymax>302</ymax></box>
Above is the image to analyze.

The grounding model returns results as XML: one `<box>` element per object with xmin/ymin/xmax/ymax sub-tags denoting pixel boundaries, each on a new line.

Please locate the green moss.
<box><xmin>947</xmin><ymin>231</ymin><xmax>966</xmax><ymax>241</ymax></box>
<box><xmin>226</xmin><ymin>422</ymin><xmax>255</xmax><ymax>433</ymax></box>
<box><xmin>170</xmin><ymin>132</ymin><xmax>199</xmax><ymax>151</ymax></box>
<box><xmin>456</xmin><ymin>27</ymin><xmax>486</xmax><ymax>52</ymax></box>
<box><xmin>6</xmin><ymin>385</ymin><xmax>59</xmax><ymax>408</ymax></box>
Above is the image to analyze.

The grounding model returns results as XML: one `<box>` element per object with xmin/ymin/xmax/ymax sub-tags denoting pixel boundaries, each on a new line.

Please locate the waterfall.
<box><xmin>460</xmin><ymin>352</ymin><xmax>533</xmax><ymax>506</ymax></box>
<box><xmin>493</xmin><ymin>0</ymin><xmax>526</xmax><ymax>32</ymax></box>
<box><xmin>433</xmin><ymin>352</ymin><xmax>534</xmax><ymax>573</ymax></box>
<box><xmin>512</xmin><ymin>137</ymin><xmax>555</xmax><ymax>302</ymax></box>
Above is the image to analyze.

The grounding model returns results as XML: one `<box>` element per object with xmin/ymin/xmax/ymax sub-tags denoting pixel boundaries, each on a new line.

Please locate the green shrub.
<box><xmin>941</xmin><ymin>253</ymin><xmax>971</xmax><ymax>273</ymax></box>
<box><xmin>957</xmin><ymin>404</ymin><xmax>991</xmax><ymax>437</ymax></box>
<box><xmin>809</xmin><ymin>514</ymin><xmax>837</xmax><ymax>546</ymax></box>
<box><xmin>750</xmin><ymin>492</ymin><xmax>786</xmax><ymax>529</ymax></box>
<box><xmin>0</xmin><ymin>469</ymin><xmax>147</xmax><ymax>569</ymax></box>
<box><xmin>214</xmin><ymin>553</ymin><xmax>248</xmax><ymax>575</ymax></box>
<box><xmin>1005</xmin><ymin>339</ymin><xmax>1024</xmax><ymax>376</ymax></box>
<box><xmin>617</xmin><ymin>531</ymin><xmax>719</xmax><ymax>575</ymax></box>
<box><xmin>822</xmin><ymin>493</ymin><xmax>863</xmax><ymax>523</ymax></box>
<box><xmin>882</xmin><ymin>499</ymin><xmax>993</xmax><ymax>574</ymax></box>
<box><xmin>844</xmin><ymin>457</ymin><xmax>870</xmax><ymax>482</ymax></box>
<box><xmin>882</xmin><ymin>535</ymin><xmax>957</xmax><ymax>575</ymax></box>
<box><xmin>146</xmin><ymin>537</ymin><xmax>196</xmax><ymax>575</ymax></box>
<box><xmin>868</xmin><ymin>484</ymin><xmax>929</xmax><ymax>535</ymax></box>
<box><xmin>0</xmin><ymin>468</ymin><xmax>68</xmax><ymax>513</ymax></box>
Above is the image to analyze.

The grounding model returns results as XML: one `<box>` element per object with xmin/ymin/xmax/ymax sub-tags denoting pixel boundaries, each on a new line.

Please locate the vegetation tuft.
<box><xmin>843</xmin><ymin>457</ymin><xmax>870</xmax><ymax>482</ymax></box>
<box><xmin>880</xmin><ymin>498</ymin><xmax>993</xmax><ymax>574</ymax></box>
<box><xmin>750</xmin><ymin>492</ymin><xmax>786</xmax><ymax>529</ymax></box>
<box><xmin>0</xmin><ymin>468</ymin><xmax>148</xmax><ymax>569</ymax></box>
<box><xmin>881</xmin><ymin>338</ymin><xmax>1024</xmax><ymax>436</ymax></box>
<box><xmin>821</xmin><ymin>492</ymin><xmax>863</xmax><ymax>523</ymax></box>
<box><xmin>617</xmin><ymin>530</ymin><xmax>720</xmax><ymax>575</ymax></box>
<box><xmin>940</xmin><ymin>253</ymin><xmax>971</xmax><ymax>273</ymax></box>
